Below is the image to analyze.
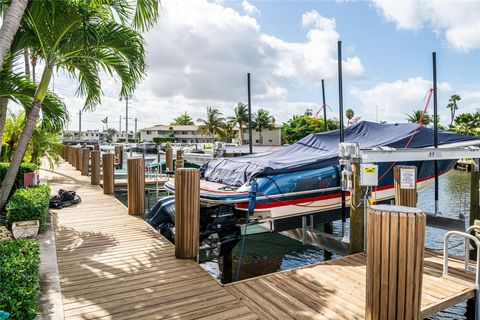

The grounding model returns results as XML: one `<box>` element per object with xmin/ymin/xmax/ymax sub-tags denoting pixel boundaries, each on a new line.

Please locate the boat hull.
<box><xmin>164</xmin><ymin>159</ymin><xmax>456</xmax><ymax>220</ymax></box>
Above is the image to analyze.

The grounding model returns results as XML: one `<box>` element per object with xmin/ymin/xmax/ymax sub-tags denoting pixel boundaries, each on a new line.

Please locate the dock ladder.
<box><xmin>443</xmin><ymin>225</ymin><xmax>480</xmax><ymax>319</ymax></box>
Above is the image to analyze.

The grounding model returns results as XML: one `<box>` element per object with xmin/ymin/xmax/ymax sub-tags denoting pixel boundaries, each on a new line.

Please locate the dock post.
<box><xmin>93</xmin><ymin>144</ymin><xmax>100</xmax><ymax>151</ymax></box>
<box><xmin>114</xmin><ymin>145</ymin><xmax>123</xmax><ymax>169</ymax></box>
<box><xmin>90</xmin><ymin>150</ymin><xmax>100</xmax><ymax>185</ymax></box>
<box><xmin>350</xmin><ymin>162</ymin><xmax>364</xmax><ymax>253</ymax></box>
<box><xmin>175</xmin><ymin>168</ymin><xmax>200</xmax><ymax>259</ymax></box>
<box><xmin>166</xmin><ymin>148</ymin><xmax>173</xmax><ymax>171</ymax></box>
<box><xmin>127</xmin><ymin>157</ymin><xmax>145</xmax><ymax>215</ymax></box>
<box><xmin>176</xmin><ymin>149</ymin><xmax>184</xmax><ymax>169</ymax></box>
<box><xmin>75</xmin><ymin>147</ymin><xmax>82</xmax><ymax>171</ymax></box>
<box><xmin>394</xmin><ymin>166</ymin><xmax>417</xmax><ymax>207</ymax></box>
<box><xmin>81</xmin><ymin>147</ymin><xmax>90</xmax><ymax>176</ymax></box>
<box><xmin>366</xmin><ymin>205</ymin><xmax>425</xmax><ymax>320</ymax></box>
<box><xmin>102</xmin><ymin>153</ymin><xmax>115</xmax><ymax>195</ymax></box>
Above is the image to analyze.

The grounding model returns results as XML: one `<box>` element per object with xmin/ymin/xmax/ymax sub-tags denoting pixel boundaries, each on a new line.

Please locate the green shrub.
<box><xmin>0</xmin><ymin>163</ymin><xmax>38</xmax><ymax>198</ymax></box>
<box><xmin>6</xmin><ymin>185</ymin><xmax>51</xmax><ymax>228</ymax></box>
<box><xmin>0</xmin><ymin>240</ymin><xmax>40</xmax><ymax>320</ymax></box>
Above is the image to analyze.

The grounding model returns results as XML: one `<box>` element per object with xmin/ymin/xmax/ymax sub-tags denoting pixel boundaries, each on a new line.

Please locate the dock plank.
<box><xmin>42</xmin><ymin>161</ymin><xmax>258</xmax><ymax>320</ymax></box>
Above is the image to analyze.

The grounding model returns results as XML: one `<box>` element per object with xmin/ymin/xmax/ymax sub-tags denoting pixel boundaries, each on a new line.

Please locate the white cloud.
<box><xmin>351</xmin><ymin>77</ymin><xmax>479</xmax><ymax>125</ymax></box>
<box><xmin>371</xmin><ymin>0</ymin><xmax>480</xmax><ymax>52</ymax></box>
<box><xmin>241</xmin><ymin>0</ymin><xmax>260</xmax><ymax>16</ymax></box>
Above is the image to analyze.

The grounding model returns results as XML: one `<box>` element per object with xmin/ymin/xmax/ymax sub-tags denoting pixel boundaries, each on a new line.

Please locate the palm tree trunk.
<box><xmin>23</xmin><ymin>49</ymin><xmax>30</xmax><ymax>80</ymax></box>
<box><xmin>0</xmin><ymin>0</ymin><xmax>29</xmax><ymax>70</ymax></box>
<box><xmin>0</xmin><ymin>100</ymin><xmax>40</xmax><ymax>210</ymax></box>
<box><xmin>0</xmin><ymin>65</ymin><xmax>51</xmax><ymax>212</ymax></box>
<box><xmin>0</xmin><ymin>98</ymin><xmax>8</xmax><ymax>158</ymax></box>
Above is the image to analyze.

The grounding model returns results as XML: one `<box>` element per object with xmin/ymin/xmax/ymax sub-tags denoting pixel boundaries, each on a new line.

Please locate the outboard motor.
<box><xmin>146</xmin><ymin>196</ymin><xmax>176</xmax><ymax>240</ymax></box>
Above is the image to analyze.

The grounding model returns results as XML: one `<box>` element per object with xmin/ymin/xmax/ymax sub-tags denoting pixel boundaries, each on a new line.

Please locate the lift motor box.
<box><xmin>360</xmin><ymin>164</ymin><xmax>379</xmax><ymax>187</ymax></box>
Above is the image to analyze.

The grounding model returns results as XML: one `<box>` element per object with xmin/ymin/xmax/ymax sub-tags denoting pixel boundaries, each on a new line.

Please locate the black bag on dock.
<box><xmin>49</xmin><ymin>189</ymin><xmax>81</xmax><ymax>209</ymax></box>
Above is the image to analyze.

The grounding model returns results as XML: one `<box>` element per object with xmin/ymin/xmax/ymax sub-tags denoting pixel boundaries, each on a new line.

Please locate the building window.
<box><xmin>256</xmin><ymin>129</ymin><xmax>260</xmax><ymax>132</ymax></box>
<box><xmin>269</xmin><ymin>139</ymin><xmax>273</xmax><ymax>143</ymax></box>
<box><xmin>146</xmin><ymin>131</ymin><xmax>151</xmax><ymax>135</ymax></box>
<box><xmin>255</xmin><ymin>139</ymin><xmax>259</xmax><ymax>143</ymax></box>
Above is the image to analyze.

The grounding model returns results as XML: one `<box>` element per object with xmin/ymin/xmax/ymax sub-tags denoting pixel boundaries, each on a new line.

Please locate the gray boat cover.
<box><xmin>200</xmin><ymin>121</ymin><xmax>479</xmax><ymax>186</ymax></box>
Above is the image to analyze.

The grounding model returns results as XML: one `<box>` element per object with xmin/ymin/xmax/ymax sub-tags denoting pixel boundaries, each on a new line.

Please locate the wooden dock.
<box><xmin>43</xmin><ymin>159</ymin><xmax>479</xmax><ymax>319</ymax></box>
<box><xmin>42</xmin><ymin>161</ymin><xmax>257</xmax><ymax>320</ymax></box>
<box><xmin>226</xmin><ymin>251</ymin><xmax>476</xmax><ymax>319</ymax></box>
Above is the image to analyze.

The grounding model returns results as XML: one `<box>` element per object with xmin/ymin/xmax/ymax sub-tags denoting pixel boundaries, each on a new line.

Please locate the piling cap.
<box><xmin>370</xmin><ymin>204</ymin><xmax>422</xmax><ymax>213</ymax></box>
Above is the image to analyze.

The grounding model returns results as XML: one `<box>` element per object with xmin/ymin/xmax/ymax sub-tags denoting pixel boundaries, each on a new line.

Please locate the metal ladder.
<box><xmin>443</xmin><ymin>226</ymin><xmax>480</xmax><ymax>319</ymax></box>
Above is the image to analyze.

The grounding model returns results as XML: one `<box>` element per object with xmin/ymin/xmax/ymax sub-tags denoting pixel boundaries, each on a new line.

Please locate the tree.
<box><xmin>0</xmin><ymin>0</ymin><xmax>29</xmax><ymax>70</ymax></box>
<box><xmin>345</xmin><ymin>108</ymin><xmax>355</xmax><ymax>125</ymax></box>
<box><xmin>2</xmin><ymin>111</ymin><xmax>63</xmax><ymax>169</ymax></box>
<box><xmin>281</xmin><ymin>112</ymin><xmax>339</xmax><ymax>144</ymax></box>
<box><xmin>253</xmin><ymin>109</ymin><xmax>275</xmax><ymax>145</ymax></box>
<box><xmin>197</xmin><ymin>107</ymin><xmax>225</xmax><ymax>139</ymax></box>
<box><xmin>450</xmin><ymin>112</ymin><xmax>480</xmax><ymax>136</ymax></box>
<box><xmin>447</xmin><ymin>94</ymin><xmax>461</xmax><ymax>125</ymax></box>
<box><xmin>171</xmin><ymin>112</ymin><xmax>194</xmax><ymax>125</ymax></box>
<box><xmin>104</xmin><ymin>128</ymin><xmax>117</xmax><ymax>143</ymax></box>
<box><xmin>0</xmin><ymin>0</ymin><xmax>148</xmax><ymax>211</ymax></box>
<box><xmin>228</xmin><ymin>102</ymin><xmax>248</xmax><ymax>145</ymax></box>
<box><xmin>406</xmin><ymin>110</ymin><xmax>431</xmax><ymax>125</ymax></box>
<box><xmin>101</xmin><ymin>117</ymin><xmax>108</xmax><ymax>130</ymax></box>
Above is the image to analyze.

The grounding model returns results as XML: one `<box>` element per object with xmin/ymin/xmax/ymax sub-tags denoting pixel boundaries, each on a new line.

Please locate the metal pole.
<box><xmin>433</xmin><ymin>52</ymin><xmax>439</xmax><ymax>215</ymax></box>
<box><xmin>338</xmin><ymin>41</ymin><xmax>346</xmax><ymax>236</ymax></box>
<box><xmin>321</xmin><ymin>79</ymin><xmax>327</xmax><ymax>131</ymax></box>
<box><xmin>119</xmin><ymin>116</ymin><xmax>121</xmax><ymax>133</ymax></box>
<box><xmin>126</xmin><ymin>97</ymin><xmax>128</xmax><ymax>142</ymax></box>
<box><xmin>247</xmin><ymin>73</ymin><xmax>253</xmax><ymax>154</ymax></box>
<box><xmin>134</xmin><ymin>117</ymin><xmax>138</xmax><ymax>143</ymax></box>
<box><xmin>78</xmin><ymin>110</ymin><xmax>82</xmax><ymax>142</ymax></box>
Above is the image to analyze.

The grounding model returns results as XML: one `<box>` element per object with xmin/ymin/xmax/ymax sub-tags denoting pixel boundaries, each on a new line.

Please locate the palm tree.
<box><xmin>345</xmin><ymin>108</ymin><xmax>355</xmax><ymax>126</ymax></box>
<box><xmin>0</xmin><ymin>0</ymin><xmax>29</xmax><ymax>70</ymax></box>
<box><xmin>447</xmin><ymin>94</ymin><xmax>461</xmax><ymax>125</ymax></box>
<box><xmin>228</xmin><ymin>102</ymin><xmax>248</xmax><ymax>145</ymax></box>
<box><xmin>253</xmin><ymin>109</ymin><xmax>275</xmax><ymax>145</ymax></box>
<box><xmin>406</xmin><ymin>110</ymin><xmax>431</xmax><ymax>125</ymax></box>
<box><xmin>0</xmin><ymin>0</ymin><xmax>148</xmax><ymax>211</ymax></box>
<box><xmin>171</xmin><ymin>112</ymin><xmax>194</xmax><ymax>125</ymax></box>
<box><xmin>197</xmin><ymin>107</ymin><xmax>225</xmax><ymax>139</ymax></box>
<box><xmin>101</xmin><ymin>117</ymin><xmax>109</xmax><ymax>130</ymax></box>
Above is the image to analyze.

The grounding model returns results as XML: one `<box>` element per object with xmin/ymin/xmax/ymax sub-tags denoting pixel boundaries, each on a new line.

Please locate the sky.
<box><xmin>36</xmin><ymin>0</ymin><xmax>480</xmax><ymax>131</ymax></box>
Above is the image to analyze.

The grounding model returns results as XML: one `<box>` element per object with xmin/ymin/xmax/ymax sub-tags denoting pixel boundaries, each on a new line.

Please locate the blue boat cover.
<box><xmin>200</xmin><ymin>121</ymin><xmax>479</xmax><ymax>186</ymax></box>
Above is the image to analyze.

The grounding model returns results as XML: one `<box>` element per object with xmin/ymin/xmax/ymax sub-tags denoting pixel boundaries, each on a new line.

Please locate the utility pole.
<box><xmin>125</xmin><ymin>97</ymin><xmax>129</xmax><ymax>141</ymax></box>
<box><xmin>134</xmin><ymin>117</ymin><xmax>138</xmax><ymax>143</ymax></box>
<box><xmin>119</xmin><ymin>116</ymin><xmax>122</xmax><ymax>132</ymax></box>
<box><xmin>78</xmin><ymin>110</ymin><xmax>82</xmax><ymax>142</ymax></box>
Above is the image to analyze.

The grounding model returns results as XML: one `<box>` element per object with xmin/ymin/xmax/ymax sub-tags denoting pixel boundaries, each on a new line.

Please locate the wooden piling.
<box><xmin>166</xmin><ymin>148</ymin><xmax>173</xmax><ymax>171</ymax></box>
<box><xmin>93</xmin><ymin>144</ymin><xmax>100</xmax><ymax>151</ymax></box>
<box><xmin>176</xmin><ymin>149</ymin><xmax>185</xmax><ymax>169</ymax></box>
<box><xmin>114</xmin><ymin>146</ymin><xmax>123</xmax><ymax>169</ymax></box>
<box><xmin>75</xmin><ymin>147</ymin><xmax>82</xmax><ymax>171</ymax></box>
<box><xmin>127</xmin><ymin>158</ymin><xmax>145</xmax><ymax>215</ymax></box>
<box><xmin>394</xmin><ymin>166</ymin><xmax>418</xmax><ymax>207</ymax></box>
<box><xmin>350</xmin><ymin>162</ymin><xmax>364</xmax><ymax>253</ymax></box>
<box><xmin>175</xmin><ymin>168</ymin><xmax>200</xmax><ymax>259</ymax></box>
<box><xmin>366</xmin><ymin>205</ymin><xmax>425</xmax><ymax>320</ymax></box>
<box><xmin>90</xmin><ymin>150</ymin><xmax>101</xmax><ymax>185</ymax></box>
<box><xmin>81</xmin><ymin>148</ymin><xmax>90</xmax><ymax>176</ymax></box>
<box><xmin>102</xmin><ymin>153</ymin><xmax>115</xmax><ymax>195</ymax></box>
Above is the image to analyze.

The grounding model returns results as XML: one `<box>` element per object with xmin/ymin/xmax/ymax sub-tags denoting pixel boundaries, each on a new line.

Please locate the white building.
<box><xmin>139</xmin><ymin>125</ymin><xmax>215</xmax><ymax>144</ymax></box>
<box><xmin>62</xmin><ymin>130</ymin><xmax>135</xmax><ymax>143</ymax></box>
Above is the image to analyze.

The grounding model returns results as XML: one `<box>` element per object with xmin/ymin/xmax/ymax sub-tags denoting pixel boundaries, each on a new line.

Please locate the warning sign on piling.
<box><xmin>400</xmin><ymin>168</ymin><xmax>416</xmax><ymax>189</ymax></box>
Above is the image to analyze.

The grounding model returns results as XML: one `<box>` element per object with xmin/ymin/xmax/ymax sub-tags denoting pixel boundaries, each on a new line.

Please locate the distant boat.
<box><xmin>148</xmin><ymin>121</ymin><xmax>480</xmax><ymax>253</ymax></box>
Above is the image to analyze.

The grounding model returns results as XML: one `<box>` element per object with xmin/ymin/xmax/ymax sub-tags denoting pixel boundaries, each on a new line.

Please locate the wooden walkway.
<box><xmin>43</xmin><ymin>160</ymin><xmax>479</xmax><ymax>320</ymax></box>
<box><xmin>226</xmin><ymin>251</ymin><xmax>477</xmax><ymax>319</ymax></box>
<box><xmin>43</xmin><ymin>161</ymin><xmax>257</xmax><ymax>320</ymax></box>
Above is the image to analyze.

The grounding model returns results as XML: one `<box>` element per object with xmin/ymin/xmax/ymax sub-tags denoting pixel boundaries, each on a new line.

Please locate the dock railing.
<box><xmin>443</xmin><ymin>227</ymin><xmax>480</xmax><ymax>319</ymax></box>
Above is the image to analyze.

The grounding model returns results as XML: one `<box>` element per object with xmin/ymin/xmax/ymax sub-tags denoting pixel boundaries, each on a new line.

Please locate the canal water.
<box><xmin>115</xmin><ymin>169</ymin><xmax>473</xmax><ymax>319</ymax></box>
